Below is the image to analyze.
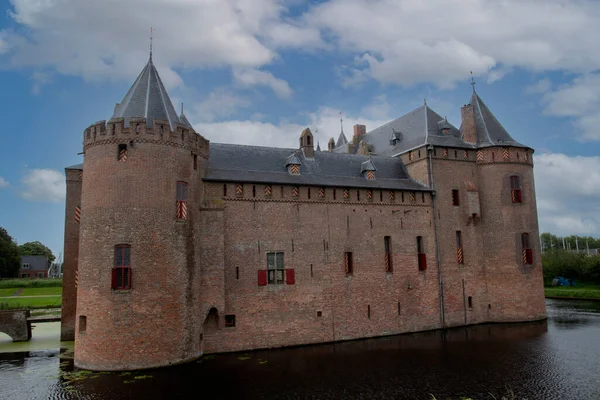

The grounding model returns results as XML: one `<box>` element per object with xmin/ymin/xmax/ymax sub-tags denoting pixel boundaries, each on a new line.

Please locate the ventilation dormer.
<box><xmin>438</xmin><ymin>117</ymin><xmax>452</xmax><ymax>135</ymax></box>
<box><xmin>390</xmin><ymin>129</ymin><xmax>402</xmax><ymax>146</ymax></box>
<box><xmin>361</xmin><ymin>159</ymin><xmax>376</xmax><ymax>180</ymax></box>
<box><xmin>286</xmin><ymin>154</ymin><xmax>302</xmax><ymax>175</ymax></box>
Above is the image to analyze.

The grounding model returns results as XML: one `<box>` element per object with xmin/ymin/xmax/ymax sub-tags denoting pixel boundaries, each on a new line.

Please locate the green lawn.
<box><xmin>0</xmin><ymin>296</ymin><xmax>62</xmax><ymax>310</ymax></box>
<box><xmin>0</xmin><ymin>288</ymin><xmax>16</xmax><ymax>297</ymax></box>
<box><xmin>545</xmin><ymin>283</ymin><xmax>600</xmax><ymax>299</ymax></box>
<box><xmin>18</xmin><ymin>287</ymin><xmax>62</xmax><ymax>296</ymax></box>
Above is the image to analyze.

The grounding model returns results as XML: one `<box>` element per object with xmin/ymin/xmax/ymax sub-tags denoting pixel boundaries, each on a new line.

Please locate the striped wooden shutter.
<box><xmin>177</xmin><ymin>201</ymin><xmax>188</xmax><ymax>220</ymax></box>
<box><xmin>367</xmin><ymin>170</ymin><xmax>375</xmax><ymax>180</ymax></box>
<box><xmin>319</xmin><ymin>188</ymin><xmax>325</xmax><ymax>198</ymax></box>
<box><xmin>265</xmin><ymin>185</ymin><xmax>272</xmax><ymax>196</ymax></box>
<box><xmin>235</xmin><ymin>184</ymin><xmax>243</xmax><ymax>196</ymax></box>
<box><xmin>74</xmin><ymin>206</ymin><xmax>81</xmax><ymax>223</ymax></box>
<box><xmin>292</xmin><ymin>186</ymin><xmax>299</xmax><ymax>197</ymax></box>
<box><xmin>367</xmin><ymin>190</ymin><xmax>373</xmax><ymax>200</ymax></box>
<box><xmin>119</xmin><ymin>148</ymin><xmax>127</xmax><ymax>162</ymax></box>
<box><xmin>503</xmin><ymin>148</ymin><xmax>510</xmax><ymax>161</ymax></box>
<box><xmin>477</xmin><ymin>150</ymin><xmax>484</xmax><ymax>161</ymax></box>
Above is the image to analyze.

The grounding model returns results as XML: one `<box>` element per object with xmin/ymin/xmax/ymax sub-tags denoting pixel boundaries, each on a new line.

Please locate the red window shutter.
<box><xmin>526</xmin><ymin>249</ymin><xmax>533</xmax><ymax>265</ymax></box>
<box><xmin>258</xmin><ymin>270</ymin><xmax>267</xmax><ymax>286</ymax></box>
<box><xmin>111</xmin><ymin>268</ymin><xmax>117</xmax><ymax>289</ymax></box>
<box><xmin>285</xmin><ymin>269</ymin><xmax>295</xmax><ymax>285</ymax></box>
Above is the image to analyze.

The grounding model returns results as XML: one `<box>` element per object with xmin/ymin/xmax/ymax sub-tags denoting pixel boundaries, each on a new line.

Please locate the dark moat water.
<box><xmin>1</xmin><ymin>299</ymin><xmax>600</xmax><ymax>400</ymax></box>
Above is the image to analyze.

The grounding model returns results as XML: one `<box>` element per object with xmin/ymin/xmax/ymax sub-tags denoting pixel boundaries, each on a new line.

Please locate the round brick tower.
<box><xmin>74</xmin><ymin>56</ymin><xmax>209</xmax><ymax>371</ymax></box>
<box><xmin>465</xmin><ymin>92</ymin><xmax>546</xmax><ymax>322</ymax></box>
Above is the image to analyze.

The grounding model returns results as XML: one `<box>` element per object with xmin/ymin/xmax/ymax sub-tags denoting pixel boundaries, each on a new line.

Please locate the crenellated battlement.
<box><xmin>83</xmin><ymin>117</ymin><xmax>209</xmax><ymax>158</ymax></box>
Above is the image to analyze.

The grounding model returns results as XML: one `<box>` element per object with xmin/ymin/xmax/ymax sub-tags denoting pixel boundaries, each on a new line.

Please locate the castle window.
<box><xmin>418</xmin><ymin>150</ymin><xmax>421</xmax><ymax>158</ymax></box>
<box><xmin>389</xmin><ymin>191</ymin><xmax>395</xmax><ymax>202</ymax></box>
<box><xmin>22</xmin><ymin>263</ymin><xmax>30</xmax><ymax>270</ymax></box>
<box><xmin>112</xmin><ymin>245</ymin><xmax>131</xmax><ymax>290</ymax></box>
<box><xmin>356</xmin><ymin>190</ymin><xmax>360</xmax><ymax>201</ymax></box>
<box><xmin>225</xmin><ymin>315</ymin><xmax>236</xmax><ymax>328</ymax></box>
<box><xmin>468</xmin><ymin>296</ymin><xmax>473</xmax><ymax>308</ymax></box>
<box><xmin>456</xmin><ymin>231</ymin><xmax>464</xmax><ymax>264</ymax></box>
<box><xmin>510</xmin><ymin>176</ymin><xmax>522</xmax><ymax>203</ymax></box>
<box><xmin>117</xmin><ymin>144</ymin><xmax>127</xmax><ymax>162</ymax></box>
<box><xmin>333</xmin><ymin>189</ymin><xmax>336</xmax><ymax>200</ymax></box>
<box><xmin>292</xmin><ymin>186</ymin><xmax>299</xmax><ymax>197</ymax></box>
<box><xmin>135</xmin><ymin>124</ymin><xmax>140</xmax><ymax>133</ymax></box>
<box><xmin>193</xmin><ymin>154</ymin><xmax>198</xmax><ymax>170</ymax></box>
<box><xmin>79</xmin><ymin>316</ymin><xmax>87</xmax><ymax>333</ymax></box>
<box><xmin>454</xmin><ymin>150</ymin><xmax>458</xmax><ymax>158</ymax></box>
<box><xmin>421</xmin><ymin>192</ymin><xmax>425</xmax><ymax>203</ymax></box>
<box><xmin>252</xmin><ymin>185</ymin><xmax>256</xmax><ymax>198</ymax></box>
<box><xmin>267</xmin><ymin>251</ymin><xmax>285</xmax><ymax>284</ymax></box>
<box><xmin>408</xmin><ymin>151</ymin><xmax>413</xmax><ymax>161</ymax></box>
<box><xmin>319</xmin><ymin>187</ymin><xmax>325</xmax><ymax>198</ymax></box>
<box><xmin>384</xmin><ymin>236</ymin><xmax>392</xmax><ymax>273</ymax></box>
<box><xmin>343</xmin><ymin>188</ymin><xmax>350</xmax><ymax>200</ymax></box>
<box><xmin>308</xmin><ymin>188</ymin><xmax>311</xmax><ymax>199</ymax></box>
<box><xmin>417</xmin><ymin>236</ymin><xmax>427</xmax><ymax>271</ymax></box>
<box><xmin>452</xmin><ymin>189</ymin><xmax>460</xmax><ymax>206</ymax></box>
<box><xmin>344</xmin><ymin>252</ymin><xmax>353</xmax><ymax>276</ymax></box>
<box><xmin>223</xmin><ymin>184</ymin><xmax>227</xmax><ymax>197</ymax></box>
<box><xmin>521</xmin><ymin>233</ymin><xmax>533</xmax><ymax>265</ymax></box>
<box><xmin>307</xmin><ymin>136</ymin><xmax>311</xmax><ymax>146</ymax></box>
<box><xmin>265</xmin><ymin>185</ymin><xmax>272</xmax><ymax>197</ymax></box>
<box><xmin>176</xmin><ymin>181</ymin><xmax>188</xmax><ymax>220</ymax></box>
<box><xmin>367</xmin><ymin>189</ymin><xmax>373</xmax><ymax>201</ymax></box>
<box><xmin>236</xmin><ymin>183</ymin><xmax>243</xmax><ymax>197</ymax></box>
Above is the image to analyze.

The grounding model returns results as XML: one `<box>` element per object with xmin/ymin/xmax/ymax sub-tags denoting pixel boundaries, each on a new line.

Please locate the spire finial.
<box><xmin>339</xmin><ymin>110</ymin><xmax>344</xmax><ymax>134</ymax></box>
<box><xmin>181</xmin><ymin>102</ymin><xmax>184</xmax><ymax>115</ymax></box>
<box><xmin>149</xmin><ymin>27</ymin><xmax>153</xmax><ymax>61</ymax></box>
<box><xmin>470</xmin><ymin>71</ymin><xmax>476</xmax><ymax>93</ymax></box>
<box><xmin>424</xmin><ymin>98</ymin><xmax>427</xmax><ymax>106</ymax></box>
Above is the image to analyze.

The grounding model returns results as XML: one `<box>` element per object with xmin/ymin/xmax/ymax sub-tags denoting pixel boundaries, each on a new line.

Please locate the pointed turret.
<box><xmin>112</xmin><ymin>56</ymin><xmax>183</xmax><ymax>131</ymax></box>
<box><xmin>335</xmin><ymin>131</ymin><xmax>348</xmax><ymax>148</ymax></box>
<box><xmin>462</xmin><ymin>92</ymin><xmax>526</xmax><ymax>148</ymax></box>
<box><xmin>316</xmin><ymin>142</ymin><xmax>321</xmax><ymax>152</ymax></box>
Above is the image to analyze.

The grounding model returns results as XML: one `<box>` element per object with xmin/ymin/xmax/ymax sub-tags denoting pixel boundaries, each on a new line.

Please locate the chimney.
<box><xmin>300</xmin><ymin>128</ymin><xmax>314</xmax><ymax>158</ymax></box>
<box><xmin>353</xmin><ymin>124</ymin><xmax>366</xmax><ymax>139</ymax></box>
<box><xmin>461</xmin><ymin>104</ymin><xmax>477</xmax><ymax>144</ymax></box>
<box><xmin>328</xmin><ymin>137</ymin><xmax>335</xmax><ymax>152</ymax></box>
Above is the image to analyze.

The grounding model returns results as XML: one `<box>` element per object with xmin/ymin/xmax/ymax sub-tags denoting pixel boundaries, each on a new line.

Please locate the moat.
<box><xmin>1</xmin><ymin>299</ymin><xmax>599</xmax><ymax>400</ymax></box>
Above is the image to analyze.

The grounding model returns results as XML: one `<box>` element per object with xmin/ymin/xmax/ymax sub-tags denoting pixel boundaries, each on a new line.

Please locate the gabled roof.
<box><xmin>469</xmin><ymin>92</ymin><xmax>528</xmax><ymax>149</ymax></box>
<box><xmin>364</xmin><ymin>105</ymin><xmax>472</xmax><ymax>156</ymax></box>
<box><xmin>204</xmin><ymin>143</ymin><xmax>429</xmax><ymax>191</ymax></box>
<box><xmin>285</xmin><ymin>154</ymin><xmax>302</xmax><ymax>166</ymax></box>
<box><xmin>112</xmin><ymin>57</ymin><xmax>183</xmax><ymax>131</ymax></box>
<box><xmin>361</xmin><ymin>159</ymin><xmax>376</xmax><ymax>173</ymax></box>
<box><xmin>335</xmin><ymin>131</ymin><xmax>348</xmax><ymax>148</ymax></box>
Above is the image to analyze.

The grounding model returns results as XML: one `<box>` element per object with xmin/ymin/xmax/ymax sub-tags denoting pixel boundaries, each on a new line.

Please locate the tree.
<box><xmin>18</xmin><ymin>241</ymin><xmax>55</xmax><ymax>264</ymax></box>
<box><xmin>0</xmin><ymin>227</ymin><xmax>21</xmax><ymax>278</ymax></box>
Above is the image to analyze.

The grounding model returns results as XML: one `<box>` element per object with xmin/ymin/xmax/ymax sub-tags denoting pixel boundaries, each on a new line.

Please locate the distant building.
<box><xmin>20</xmin><ymin>255</ymin><xmax>49</xmax><ymax>278</ymax></box>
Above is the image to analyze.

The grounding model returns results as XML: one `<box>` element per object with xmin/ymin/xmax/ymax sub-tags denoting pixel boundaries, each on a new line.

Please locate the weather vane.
<box><xmin>470</xmin><ymin>71</ymin><xmax>476</xmax><ymax>92</ymax></box>
<box><xmin>150</xmin><ymin>27</ymin><xmax>153</xmax><ymax>60</ymax></box>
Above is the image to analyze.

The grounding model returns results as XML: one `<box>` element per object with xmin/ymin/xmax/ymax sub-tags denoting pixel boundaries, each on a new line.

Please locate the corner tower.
<box><xmin>461</xmin><ymin>91</ymin><xmax>546</xmax><ymax>322</ymax></box>
<box><xmin>74</xmin><ymin>55</ymin><xmax>210</xmax><ymax>370</ymax></box>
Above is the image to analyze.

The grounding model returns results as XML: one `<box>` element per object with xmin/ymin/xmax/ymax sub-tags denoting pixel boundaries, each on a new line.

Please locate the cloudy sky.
<box><xmin>1</xmin><ymin>0</ymin><xmax>599</xmax><ymax>258</ymax></box>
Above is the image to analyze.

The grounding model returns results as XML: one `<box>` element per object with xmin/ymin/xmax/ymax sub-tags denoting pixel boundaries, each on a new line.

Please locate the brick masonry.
<box><xmin>62</xmin><ymin>119</ymin><xmax>546</xmax><ymax>371</ymax></box>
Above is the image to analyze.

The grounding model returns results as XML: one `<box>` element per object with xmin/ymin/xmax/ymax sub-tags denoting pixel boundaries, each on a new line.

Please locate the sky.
<box><xmin>1</xmin><ymin>0</ymin><xmax>600</xmax><ymax>259</ymax></box>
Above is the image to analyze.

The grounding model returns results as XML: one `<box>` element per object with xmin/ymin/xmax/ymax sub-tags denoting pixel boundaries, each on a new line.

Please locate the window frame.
<box><xmin>384</xmin><ymin>236</ymin><xmax>392</xmax><ymax>273</ymax></box>
<box><xmin>112</xmin><ymin>244</ymin><xmax>132</xmax><ymax>290</ymax></box>
<box><xmin>176</xmin><ymin>181</ymin><xmax>189</xmax><ymax>220</ymax></box>
<box><xmin>417</xmin><ymin>236</ymin><xmax>427</xmax><ymax>271</ymax></box>
<box><xmin>521</xmin><ymin>233</ymin><xmax>533</xmax><ymax>265</ymax></box>
<box><xmin>456</xmin><ymin>231</ymin><xmax>464</xmax><ymax>264</ymax></box>
<box><xmin>344</xmin><ymin>251</ymin><xmax>353</xmax><ymax>276</ymax></box>
<box><xmin>510</xmin><ymin>176</ymin><xmax>522</xmax><ymax>203</ymax></box>
<box><xmin>266</xmin><ymin>251</ymin><xmax>285</xmax><ymax>285</ymax></box>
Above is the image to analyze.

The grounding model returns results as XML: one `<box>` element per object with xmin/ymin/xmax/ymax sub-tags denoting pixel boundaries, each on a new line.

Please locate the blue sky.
<box><xmin>1</xmin><ymin>0</ymin><xmax>600</xmax><ymax>258</ymax></box>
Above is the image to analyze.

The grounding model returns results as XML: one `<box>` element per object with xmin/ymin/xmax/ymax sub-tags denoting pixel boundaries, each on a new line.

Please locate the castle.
<box><xmin>60</xmin><ymin>54</ymin><xmax>546</xmax><ymax>371</ymax></box>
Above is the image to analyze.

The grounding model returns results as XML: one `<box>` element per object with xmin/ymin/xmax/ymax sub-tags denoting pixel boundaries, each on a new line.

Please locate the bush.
<box><xmin>542</xmin><ymin>250</ymin><xmax>600</xmax><ymax>285</ymax></box>
<box><xmin>0</xmin><ymin>278</ymin><xmax>62</xmax><ymax>289</ymax></box>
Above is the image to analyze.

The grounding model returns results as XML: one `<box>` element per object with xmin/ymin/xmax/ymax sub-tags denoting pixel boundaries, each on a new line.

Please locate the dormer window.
<box><xmin>361</xmin><ymin>159</ymin><xmax>376</xmax><ymax>180</ymax></box>
<box><xmin>286</xmin><ymin>154</ymin><xmax>302</xmax><ymax>175</ymax></box>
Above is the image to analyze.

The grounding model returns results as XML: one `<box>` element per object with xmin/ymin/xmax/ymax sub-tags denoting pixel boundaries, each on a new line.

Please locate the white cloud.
<box><xmin>20</xmin><ymin>169</ymin><xmax>65</xmax><ymax>203</ymax></box>
<box><xmin>194</xmin><ymin>102</ymin><xmax>390</xmax><ymax>149</ymax></box>
<box><xmin>2</xmin><ymin>0</ymin><xmax>320</xmax><ymax>87</ymax></box>
<box><xmin>534</xmin><ymin>153</ymin><xmax>600</xmax><ymax>235</ymax></box>
<box><xmin>541</xmin><ymin>74</ymin><xmax>600</xmax><ymax>141</ymax></box>
<box><xmin>0</xmin><ymin>176</ymin><xmax>8</xmax><ymax>188</ymax></box>
<box><xmin>525</xmin><ymin>78</ymin><xmax>552</xmax><ymax>94</ymax></box>
<box><xmin>232</xmin><ymin>68</ymin><xmax>293</xmax><ymax>99</ymax></box>
<box><xmin>303</xmin><ymin>0</ymin><xmax>600</xmax><ymax>87</ymax></box>
<box><xmin>193</xmin><ymin>89</ymin><xmax>252</xmax><ymax>122</ymax></box>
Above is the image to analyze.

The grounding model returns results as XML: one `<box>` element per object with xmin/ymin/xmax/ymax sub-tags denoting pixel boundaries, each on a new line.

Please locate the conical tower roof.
<box><xmin>112</xmin><ymin>56</ymin><xmax>182</xmax><ymax>131</ymax></box>
<box><xmin>470</xmin><ymin>92</ymin><xmax>526</xmax><ymax>148</ymax></box>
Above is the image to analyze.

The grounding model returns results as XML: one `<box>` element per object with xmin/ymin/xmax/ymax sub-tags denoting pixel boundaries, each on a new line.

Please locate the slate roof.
<box><xmin>363</xmin><ymin>105</ymin><xmax>471</xmax><ymax>156</ymax></box>
<box><xmin>360</xmin><ymin>92</ymin><xmax>529</xmax><ymax>156</ymax></box>
<box><xmin>21</xmin><ymin>255</ymin><xmax>49</xmax><ymax>272</ymax></box>
<box><xmin>204</xmin><ymin>143</ymin><xmax>429</xmax><ymax>191</ymax></box>
<box><xmin>469</xmin><ymin>92</ymin><xmax>527</xmax><ymax>148</ymax></box>
<box><xmin>66</xmin><ymin>163</ymin><xmax>83</xmax><ymax>170</ymax></box>
<box><xmin>335</xmin><ymin>131</ymin><xmax>348</xmax><ymax>148</ymax></box>
<box><xmin>112</xmin><ymin>57</ymin><xmax>183</xmax><ymax>131</ymax></box>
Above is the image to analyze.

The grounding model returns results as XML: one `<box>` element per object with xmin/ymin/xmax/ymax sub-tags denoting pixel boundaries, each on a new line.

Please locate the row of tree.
<box><xmin>540</xmin><ymin>232</ymin><xmax>600</xmax><ymax>252</ymax></box>
<box><xmin>542</xmin><ymin>249</ymin><xmax>600</xmax><ymax>284</ymax></box>
<box><xmin>0</xmin><ymin>227</ymin><xmax>56</xmax><ymax>278</ymax></box>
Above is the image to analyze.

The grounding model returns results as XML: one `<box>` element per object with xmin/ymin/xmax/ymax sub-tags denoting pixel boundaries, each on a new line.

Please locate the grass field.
<box><xmin>545</xmin><ymin>283</ymin><xmax>600</xmax><ymax>299</ymax></box>
<box><xmin>0</xmin><ymin>285</ymin><xmax>63</xmax><ymax>310</ymax></box>
<box><xmin>0</xmin><ymin>278</ymin><xmax>62</xmax><ymax>289</ymax></box>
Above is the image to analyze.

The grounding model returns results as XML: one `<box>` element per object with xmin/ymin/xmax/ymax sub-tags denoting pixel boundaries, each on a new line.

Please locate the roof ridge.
<box><xmin>471</xmin><ymin>92</ymin><xmax>494</xmax><ymax>145</ymax></box>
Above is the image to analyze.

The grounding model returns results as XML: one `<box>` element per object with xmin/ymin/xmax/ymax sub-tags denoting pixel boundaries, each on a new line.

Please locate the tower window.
<box><xmin>112</xmin><ymin>245</ymin><xmax>131</xmax><ymax>290</ymax></box>
<box><xmin>79</xmin><ymin>316</ymin><xmax>87</xmax><ymax>333</ymax></box>
<box><xmin>521</xmin><ymin>233</ymin><xmax>533</xmax><ymax>265</ymax></box>
<box><xmin>193</xmin><ymin>154</ymin><xmax>198</xmax><ymax>170</ymax></box>
<box><xmin>510</xmin><ymin>176</ymin><xmax>522</xmax><ymax>203</ymax></box>
<box><xmin>176</xmin><ymin>181</ymin><xmax>188</xmax><ymax>220</ymax></box>
<box><xmin>452</xmin><ymin>189</ymin><xmax>460</xmax><ymax>206</ymax></box>
<box><xmin>307</xmin><ymin>136</ymin><xmax>311</xmax><ymax>146</ymax></box>
<box><xmin>417</xmin><ymin>236</ymin><xmax>427</xmax><ymax>271</ymax></box>
<box><xmin>456</xmin><ymin>231</ymin><xmax>464</xmax><ymax>264</ymax></box>
<box><xmin>117</xmin><ymin>144</ymin><xmax>127</xmax><ymax>162</ymax></box>
<box><xmin>223</xmin><ymin>184</ymin><xmax>227</xmax><ymax>197</ymax></box>
<box><xmin>344</xmin><ymin>252</ymin><xmax>353</xmax><ymax>276</ymax></box>
<box><xmin>384</xmin><ymin>236</ymin><xmax>392</xmax><ymax>273</ymax></box>
<box><xmin>468</xmin><ymin>296</ymin><xmax>473</xmax><ymax>308</ymax></box>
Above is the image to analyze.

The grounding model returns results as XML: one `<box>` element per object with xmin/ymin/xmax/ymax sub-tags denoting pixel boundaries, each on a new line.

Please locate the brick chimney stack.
<box><xmin>461</xmin><ymin>104</ymin><xmax>477</xmax><ymax>144</ymax></box>
<box><xmin>353</xmin><ymin>124</ymin><xmax>366</xmax><ymax>139</ymax></box>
